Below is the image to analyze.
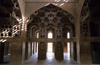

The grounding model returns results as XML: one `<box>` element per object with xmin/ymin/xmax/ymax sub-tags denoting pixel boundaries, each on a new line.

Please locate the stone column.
<box><xmin>33</xmin><ymin>42</ymin><xmax>37</xmax><ymax>53</ymax></box>
<box><xmin>53</xmin><ymin>42</ymin><xmax>55</xmax><ymax>53</ymax></box>
<box><xmin>4</xmin><ymin>42</ymin><xmax>9</xmax><ymax>55</ymax></box>
<box><xmin>25</xmin><ymin>42</ymin><xmax>31</xmax><ymax>60</ymax></box>
<box><xmin>0</xmin><ymin>43</ymin><xmax>5</xmax><ymax>63</ymax></box>
<box><xmin>30</xmin><ymin>42</ymin><xmax>32</xmax><ymax>57</ymax></box>
<box><xmin>70</xmin><ymin>42</ymin><xmax>74</xmax><ymax>60</ymax></box>
<box><xmin>10</xmin><ymin>42</ymin><xmax>25</xmax><ymax>64</ymax></box>
<box><xmin>32</xmin><ymin>42</ymin><xmax>34</xmax><ymax>54</ymax></box>
<box><xmin>70</xmin><ymin>42</ymin><xmax>77</xmax><ymax>61</ymax></box>
<box><xmin>25</xmin><ymin>42</ymin><xmax>28</xmax><ymax>60</ymax></box>
<box><xmin>55</xmin><ymin>42</ymin><xmax>63</xmax><ymax>60</ymax></box>
<box><xmin>38</xmin><ymin>42</ymin><xmax>46</xmax><ymax>59</ymax></box>
<box><xmin>36</xmin><ymin>42</ymin><xmax>37</xmax><ymax>53</ymax></box>
<box><xmin>79</xmin><ymin>38</ymin><xmax>92</xmax><ymax>64</ymax></box>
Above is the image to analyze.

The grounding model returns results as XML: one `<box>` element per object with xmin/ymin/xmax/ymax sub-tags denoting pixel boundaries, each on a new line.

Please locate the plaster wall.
<box><xmin>18</xmin><ymin>0</ymin><xmax>25</xmax><ymax>17</ymax></box>
<box><xmin>25</xmin><ymin>2</ymin><xmax>77</xmax><ymax>20</ymax></box>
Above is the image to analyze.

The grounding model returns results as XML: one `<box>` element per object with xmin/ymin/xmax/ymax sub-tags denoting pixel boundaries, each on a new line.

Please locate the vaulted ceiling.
<box><xmin>23</xmin><ymin>0</ymin><xmax>78</xmax><ymax>2</ymax></box>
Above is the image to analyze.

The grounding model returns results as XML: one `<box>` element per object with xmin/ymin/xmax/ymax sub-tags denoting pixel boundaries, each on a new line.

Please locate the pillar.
<box><xmin>55</xmin><ymin>42</ymin><xmax>63</xmax><ymax>60</ymax></box>
<box><xmin>70</xmin><ymin>42</ymin><xmax>74</xmax><ymax>59</ymax></box>
<box><xmin>38</xmin><ymin>42</ymin><xmax>46</xmax><ymax>59</ymax></box>
<box><xmin>32</xmin><ymin>42</ymin><xmax>34</xmax><ymax>54</ymax></box>
<box><xmin>10</xmin><ymin>42</ymin><xmax>25</xmax><ymax>64</ymax></box>
<box><xmin>33</xmin><ymin>42</ymin><xmax>37</xmax><ymax>53</ymax></box>
<box><xmin>77</xmin><ymin>38</ymin><xmax>92</xmax><ymax>64</ymax></box>
<box><xmin>30</xmin><ymin>42</ymin><xmax>32</xmax><ymax>57</ymax></box>
<box><xmin>4</xmin><ymin>42</ymin><xmax>9</xmax><ymax>55</ymax></box>
<box><xmin>8</xmin><ymin>43</ymin><xmax>11</xmax><ymax>54</ymax></box>
<box><xmin>25</xmin><ymin>42</ymin><xmax>31</xmax><ymax>60</ymax></box>
<box><xmin>53</xmin><ymin>42</ymin><xmax>55</xmax><ymax>53</ymax></box>
<box><xmin>35</xmin><ymin>42</ymin><xmax>37</xmax><ymax>53</ymax></box>
<box><xmin>0</xmin><ymin>43</ymin><xmax>5</xmax><ymax>63</ymax></box>
<box><xmin>70</xmin><ymin>42</ymin><xmax>77</xmax><ymax>61</ymax></box>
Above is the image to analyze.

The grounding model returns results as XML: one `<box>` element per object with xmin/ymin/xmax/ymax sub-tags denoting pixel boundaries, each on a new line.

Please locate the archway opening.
<box><xmin>47</xmin><ymin>42</ymin><xmax>53</xmax><ymax>53</ymax></box>
<box><xmin>67</xmin><ymin>42</ymin><xmax>70</xmax><ymax>57</ymax></box>
<box><xmin>63</xmin><ymin>32</ymin><xmax>70</xmax><ymax>60</ymax></box>
<box><xmin>48</xmin><ymin>32</ymin><xmax>53</xmax><ymax>38</ymax></box>
<box><xmin>47</xmin><ymin>42</ymin><xmax>54</xmax><ymax>60</ymax></box>
<box><xmin>67</xmin><ymin>32</ymin><xmax>70</xmax><ymax>39</ymax></box>
<box><xmin>37</xmin><ymin>32</ymin><xmax>39</xmax><ymax>38</ymax></box>
<box><xmin>25</xmin><ymin>3</ymin><xmax>76</xmax><ymax>64</ymax></box>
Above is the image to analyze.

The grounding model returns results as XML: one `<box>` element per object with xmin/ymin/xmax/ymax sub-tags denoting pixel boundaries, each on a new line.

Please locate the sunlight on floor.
<box><xmin>47</xmin><ymin>52</ymin><xmax>54</xmax><ymax>60</ymax></box>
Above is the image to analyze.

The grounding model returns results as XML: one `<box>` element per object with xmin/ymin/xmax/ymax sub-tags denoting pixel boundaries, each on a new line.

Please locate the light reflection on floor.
<box><xmin>47</xmin><ymin>52</ymin><xmax>54</xmax><ymax>60</ymax></box>
<box><xmin>23</xmin><ymin>52</ymin><xmax>79</xmax><ymax>64</ymax></box>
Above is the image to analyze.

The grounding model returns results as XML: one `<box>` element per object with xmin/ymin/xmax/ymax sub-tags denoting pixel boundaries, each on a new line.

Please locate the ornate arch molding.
<box><xmin>47</xmin><ymin>24</ymin><xmax>55</xmax><ymax>29</ymax></box>
<box><xmin>80</xmin><ymin>0</ymin><xmax>91</xmax><ymax>37</ymax></box>
<box><xmin>27</xmin><ymin>4</ymin><xmax>75</xmax><ymax>25</ymax></box>
<box><xmin>27</xmin><ymin>24</ymin><xmax>38</xmax><ymax>38</ymax></box>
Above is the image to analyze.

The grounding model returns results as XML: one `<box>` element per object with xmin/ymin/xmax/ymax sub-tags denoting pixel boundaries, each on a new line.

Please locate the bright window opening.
<box><xmin>47</xmin><ymin>42</ymin><xmax>53</xmax><ymax>53</ymax></box>
<box><xmin>67</xmin><ymin>42</ymin><xmax>70</xmax><ymax>57</ymax></box>
<box><xmin>67</xmin><ymin>32</ymin><xmax>70</xmax><ymax>39</ymax></box>
<box><xmin>47</xmin><ymin>42</ymin><xmax>53</xmax><ymax>60</ymax></box>
<box><xmin>37</xmin><ymin>33</ymin><xmax>39</xmax><ymax>38</ymax></box>
<box><xmin>48</xmin><ymin>32</ymin><xmax>53</xmax><ymax>38</ymax></box>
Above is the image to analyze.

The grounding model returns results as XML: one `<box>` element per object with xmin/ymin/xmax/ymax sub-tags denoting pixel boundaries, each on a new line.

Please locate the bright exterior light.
<box><xmin>67</xmin><ymin>32</ymin><xmax>70</xmax><ymax>39</ymax></box>
<box><xmin>67</xmin><ymin>42</ymin><xmax>70</xmax><ymax>57</ymax></box>
<box><xmin>47</xmin><ymin>42</ymin><xmax>53</xmax><ymax>60</ymax></box>
<box><xmin>48</xmin><ymin>32</ymin><xmax>53</xmax><ymax>38</ymax></box>
<box><xmin>37</xmin><ymin>33</ymin><xmax>39</xmax><ymax>38</ymax></box>
<box><xmin>0</xmin><ymin>39</ymin><xmax>7</xmax><ymax>42</ymax></box>
<box><xmin>48</xmin><ymin>42</ymin><xmax>53</xmax><ymax>52</ymax></box>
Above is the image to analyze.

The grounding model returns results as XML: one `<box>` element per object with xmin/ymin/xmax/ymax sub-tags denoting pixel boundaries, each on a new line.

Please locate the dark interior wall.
<box><xmin>74</xmin><ymin>42</ymin><xmax>77</xmax><ymax>61</ymax></box>
<box><xmin>91</xmin><ymin>42</ymin><xmax>100</xmax><ymax>63</ymax></box>
<box><xmin>0</xmin><ymin>43</ymin><xmax>5</xmax><ymax>63</ymax></box>
<box><xmin>89</xmin><ymin>0</ymin><xmax>100</xmax><ymax>63</ymax></box>
<box><xmin>89</xmin><ymin>0</ymin><xmax>100</xmax><ymax>37</ymax></box>
<box><xmin>71</xmin><ymin>24</ymin><xmax>75</xmax><ymax>37</ymax></box>
<box><xmin>4</xmin><ymin>43</ymin><xmax>9</xmax><ymax>55</ymax></box>
<box><xmin>90</xmin><ymin>22</ymin><xmax>100</xmax><ymax>37</ymax></box>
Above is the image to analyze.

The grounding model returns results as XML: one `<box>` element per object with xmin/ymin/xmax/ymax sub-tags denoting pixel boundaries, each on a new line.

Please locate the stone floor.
<box><xmin>1</xmin><ymin>53</ymin><xmax>100</xmax><ymax>65</ymax></box>
<box><xmin>23</xmin><ymin>53</ymin><xmax>79</xmax><ymax>65</ymax></box>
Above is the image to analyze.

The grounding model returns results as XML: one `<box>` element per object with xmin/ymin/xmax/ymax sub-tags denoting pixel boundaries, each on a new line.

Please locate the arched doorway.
<box><xmin>26</xmin><ymin>4</ymin><xmax>76</xmax><ymax>62</ymax></box>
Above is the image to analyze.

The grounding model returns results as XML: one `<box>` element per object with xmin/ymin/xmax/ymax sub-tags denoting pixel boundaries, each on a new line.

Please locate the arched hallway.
<box><xmin>0</xmin><ymin>0</ymin><xmax>100</xmax><ymax>65</ymax></box>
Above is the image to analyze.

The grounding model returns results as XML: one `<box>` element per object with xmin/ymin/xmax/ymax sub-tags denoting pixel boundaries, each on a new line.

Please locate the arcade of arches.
<box><xmin>0</xmin><ymin>0</ymin><xmax>100</xmax><ymax>64</ymax></box>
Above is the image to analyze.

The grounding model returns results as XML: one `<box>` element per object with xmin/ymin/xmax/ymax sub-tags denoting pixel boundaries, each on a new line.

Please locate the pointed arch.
<box><xmin>26</xmin><ymin>4</ymin><xmax>75</xmax><ymax>25</ymax></box>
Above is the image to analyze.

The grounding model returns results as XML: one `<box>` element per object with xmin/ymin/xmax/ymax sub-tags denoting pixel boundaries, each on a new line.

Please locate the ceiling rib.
<box><xmin>23</xmin><ymin>0</ymin><xmax>79</xmax><ymax>3</ymax></box>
